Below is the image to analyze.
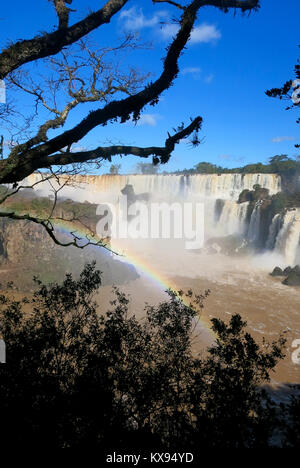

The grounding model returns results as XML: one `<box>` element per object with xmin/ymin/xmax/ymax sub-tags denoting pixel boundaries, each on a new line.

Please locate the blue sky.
<box><xmin>0</xmin><ymin>0</ymin><xmax>299</xmax><ymax>173</ymax></box>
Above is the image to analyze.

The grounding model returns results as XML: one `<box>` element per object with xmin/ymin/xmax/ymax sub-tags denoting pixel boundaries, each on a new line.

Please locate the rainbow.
<box><xmin>52</xmin><ymin>219</ymin><xmax>215</xmax><ymax>339</ymax></box>
<box><xmin>1</xmin><ymin>207</ymin><xmax>215</xmax><ymax>339</ymax></box>
<box><xmin>110</xmin><ymin>240</ymin><xmax>215</xmax><ymax>339</ymax></box>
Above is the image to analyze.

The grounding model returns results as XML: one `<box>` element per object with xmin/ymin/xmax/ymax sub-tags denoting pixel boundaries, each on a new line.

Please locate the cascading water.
<box><xmin>187</xmin><ymin>173</ymin><xmax>281</xmax><ymax>199</ymax></box>
<box><xmin>247</xmin><ymin>202</ymin><xmax>262</xmax><ymax>243</ymax></box>
<box><xmin>274</xmin><ymin>209</ymin><xmax>300</xmax><ymax>265</ymax></box>
<box><xmin>266</xmin><ymin>214</ymin><xmax>283</xmax><ymax>250</ymax></box>
<box><xmin>27</xmin><ymin>173</ymin><xmax>281</xmax><ymax>201</ymax></box>
<box><xmin>216</xmin><ymin>200</ymin><xmax>249</xmax><ymax>236</ymax></box>
<box><xmin>25</xmin><ymin>172</ymin><xmax>300</xmax><ymax>261</ymax></box>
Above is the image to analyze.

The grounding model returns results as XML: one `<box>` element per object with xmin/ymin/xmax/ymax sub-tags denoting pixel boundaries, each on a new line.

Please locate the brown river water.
<box><xmin>104</xmin><ymin>238</ymin><xmax>300</xmax><ymax>385</ymax></box>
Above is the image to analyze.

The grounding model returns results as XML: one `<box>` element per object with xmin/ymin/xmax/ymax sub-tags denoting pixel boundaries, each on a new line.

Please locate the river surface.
<box><xmin>105</xmin><ymin>238</ymin><xmax>300</xmax><ymax>385</ymax></box>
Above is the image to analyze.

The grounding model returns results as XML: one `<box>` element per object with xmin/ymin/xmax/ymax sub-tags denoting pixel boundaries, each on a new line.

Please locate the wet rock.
<box><xmin>283</xmin><ymin>266</ymin><xmax>292</xmax><ymax>276</ymax></box>
<box><xmin>270</xmin><ymin>266</ymin><xmax>284</xmax><ymax>276</ymax></box>
<box><xmin>206</xmin><ymin>243</ymin><xmax>222</xmax><ymax>254</ymax></box>
<box><xmin>282</xmin><ymin>265</ymin><xmax>300</xmax><ymax>286</ymax></box>
<box><xmin>238</xmin><ymin>189</ymin><xmax>252</xmax><ymax>203</ymax></box>
<box><xmin>206</xmin><ymin>235</ymin><xmax>252</xmax><ymax>256</ymax></box>
<box><xmin>121</xmin><ymin>184</ymin><xmax>149</xmax><ymax>204</ymax></box>
<box><xmin>282</xmin><ymin>269</ymin><xmax>300</xmax><ymax>286</ymax></box>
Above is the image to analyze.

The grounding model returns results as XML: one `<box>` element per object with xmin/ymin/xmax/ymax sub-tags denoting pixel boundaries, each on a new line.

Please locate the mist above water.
<box><xmin>27</xmin><ymin>172</ymin><xmax>300</xmax><ymax>268</ymax></box>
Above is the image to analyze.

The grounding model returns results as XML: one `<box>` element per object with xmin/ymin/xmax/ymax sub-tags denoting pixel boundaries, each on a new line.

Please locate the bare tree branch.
<box><xmin>51</xmin><ymin>0</ymin><xmax>74</xmax><ymax>29</ymax></box>
<box><xmin>0</xmin><ymin>172</ymin><xmax>57</xmax><ymax>204</ymax></box>
<box><xmin>0</xmin><ymin>0</ymin><xmax>259</xmax><ymax>251</ymax></box>
<box><xmin>0</xmin><ymin>117</ymin><xmax>202</xmax><ymax>181</ymax></box>
<box><xmin>0</xmin><ymin>0</ymin><xmax>259</xmax><ymax>184</ymax></box>
<box><xmin>0</xmin><ymin>0</ymin><xmax>259</xmax><ymax>77</ymax></box>
<box><xmin>4</xmin><ymin>36</ymin><xmax>147</xmax><ymax>161</ymax></box>
<box><xmin>0</xmin><ymin>169</ymin><xmax>113</xmax><ymax>251</ymax></box>
<box><xmin>153</xmin><ymin>0</ymin><xmax>185</xmax><ymax>10</ymax></box>
<box><xmin>0</xmin><ymin>196</ymin><xmax>116</xmax><ymax>253</ymax></box>
<box><xmin>0</xmin><ymin>0</ymin><xmax>130</xmax><ymax>79</ymax></box>
<box><xmin>0</xmin><ymin>209</ymin><xmax>112</xmax><ymax>250</ymax></box>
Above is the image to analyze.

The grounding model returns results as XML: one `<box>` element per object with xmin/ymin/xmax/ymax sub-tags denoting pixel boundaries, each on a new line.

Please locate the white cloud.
<box><xmin>181</xmin><ymin>67</ymin><xmax>215</xmax><ymax>83</ymax></box>
<box><xmin>137</xmin><ymin>114</ymin><xmax>161</xmax><ymax>126</ymax></box>
<box><xmin>190</xmin><ymin>24</ymin><xmax>221</xmax><ymax>44</ymax></box>
<box><xmin>120</xmin><ymin>9</ymin><xmax>221</xmax><ymax>45</ymax></box>
<box><xmin>181</xmin><ymin>67</ymin><xmax>201</xmax><ymax>76</ymax></box>
<box><xmin>219</xmin><ymin>154</ymin><xmax>245</xmax><ymax>163</ymax></box>
<box><xmin>219</xmin><ymin>154</ymin><xmax>231</xmax><ymax>160</ymax></box>
<box><xmin>161</xmin><ymin>22</ymin><xmax>221</xmax><ymax>44</ymax></box>
<box><xmin>204</xmin><ymin>73</ymin><xmax>214</xmax><ymax>83</ymax></box>
<box><xmin>71</xmin><ymin>144</ymin><xmax>88</xmax><ymax>153</ymax></box>
<box><xmin>120</xmin><ymin>7</ymin><xmax>167</xmax><ymax>30</ymax></box>
<box><xmin>271</xmin><ymin>136</ymin><xmax>295</xmax><ymax>143</ymax></box>
<box><xmin>160</xmin><ymin>23</ymin><xmax>179</xmax><ymax>39</ymax></box>
<box><xmin>129</xmin><ymin>114</ymin><xmax>162</xmax><ymax>126</ymax></box>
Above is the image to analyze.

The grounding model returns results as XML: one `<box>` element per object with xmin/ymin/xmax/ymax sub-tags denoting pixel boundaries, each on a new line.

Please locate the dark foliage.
<box><xmin>175</xmin><ymin>155</ymin><xmax>300</xmax><ymax>178</ymax></box>
<box><xmin>0</xmin><ymin>263</ymin><xmax>298</xmax><ymax>450</ymax></box>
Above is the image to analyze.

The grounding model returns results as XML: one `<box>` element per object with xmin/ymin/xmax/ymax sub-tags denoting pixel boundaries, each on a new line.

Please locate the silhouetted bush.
<box><xmin>0</xmin><ymin>263</ymin><xmax>299</xmax><ymax>450</ymax></box>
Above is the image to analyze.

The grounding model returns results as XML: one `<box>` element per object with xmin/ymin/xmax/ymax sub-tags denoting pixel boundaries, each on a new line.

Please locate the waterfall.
<box><xmin>216</xmin><ymin>200</ymin><xmax>249</xmax><ymax>236</ymax></box>
<box><xmin>247</xmin><ymin>202</ymin><xmax>262</xmax><ymax>243</ymax></box>
<box><xmin>274</xmin><ymin>209</ymin><xmax>300</xmax><ymax>265</ymax></box>
<box><xmin>187</xmin><ymin>173</ymin><xmax>281</xmax><ymax>199</ymax></box>
<box><xmin>26</xmin><ymin>172</ymin><xmax>293</xmax><ymax>254</ymax></box>
<box><xmin>22</xmin><ymin>172</ymin><xmax>300</xmax><ymax>265</ymax></box>
<box><xmin>26</xmin><ymin>172</ymin><xmax>281</xmax><ymax>201</ymax></box>
<box><xmin>266</xmin><ymin>214</ymin><xmax>283</xmax><ymax>250</ymax></box>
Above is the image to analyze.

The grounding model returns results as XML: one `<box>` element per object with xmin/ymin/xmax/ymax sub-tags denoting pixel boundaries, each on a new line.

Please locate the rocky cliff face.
<box><xmin>0</xmin><ymin>218</ymin><xmax>138</xmax><ymax>290</ymax></box>
<box><xmin>0</xmin><ymin>218</ymin><xmax>55</xmax><ymax>265</ymax></box>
